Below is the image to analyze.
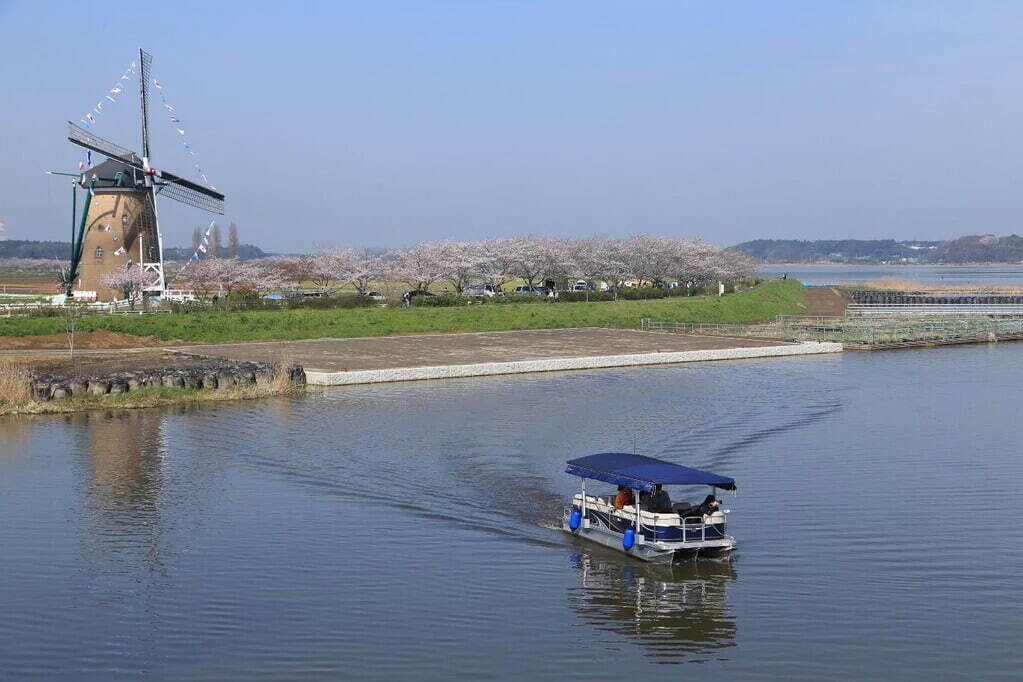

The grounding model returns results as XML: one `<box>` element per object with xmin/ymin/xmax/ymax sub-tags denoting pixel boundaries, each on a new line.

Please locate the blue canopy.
<box><xmin>565</xmin><ymin>453</ymin><xmax>736</xmax><ymax>492</ymax></box>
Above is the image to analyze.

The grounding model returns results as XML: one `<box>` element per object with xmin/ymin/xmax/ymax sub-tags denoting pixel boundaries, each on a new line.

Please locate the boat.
<box><xmin>562</xmin><ymin>453</ymin><xmax>737</xmax><ymax>563</ymax></box>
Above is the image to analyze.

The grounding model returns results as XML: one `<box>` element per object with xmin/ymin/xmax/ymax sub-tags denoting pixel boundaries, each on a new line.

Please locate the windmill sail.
<box><xmin>67</xmin><ymin>123</ymin><xmax>143</xmax><ymax>168</ymax></box>
<box><xmin>68</xmin><ymin>121</ymin><xmax>224</xmax><ymax>214</ymax></box>
<box><xmin>139</xmin><ymin>49</ymin><xmax>152</xmax><ymax>160</ymax></box>
<box><xmin>155</xmin><ymin>171</ymin><xmax>225</xmax><ymax>214</ymax></box>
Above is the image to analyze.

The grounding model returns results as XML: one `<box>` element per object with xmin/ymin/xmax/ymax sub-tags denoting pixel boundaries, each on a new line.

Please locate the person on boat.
<box><xmin>641</xmin><ymin>484</ymin><xmax>672</xmax><ymax>513</ymax></box>
<box><xmin>696</xmin><ymin>493</ymin><xmax>721</xmax><ymax>516</ymax></box>
<box><xmin>614</xmin><ymin>486</ymin><xmax>634</xmax><ymax>510</ymax></box>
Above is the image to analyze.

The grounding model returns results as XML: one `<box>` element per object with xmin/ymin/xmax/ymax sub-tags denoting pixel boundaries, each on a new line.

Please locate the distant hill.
<box><xmin>0</xmin><ymin>239</ymin><xmax>270</xmax><ymax>261</ymax></box>
<box><xmin>928</xmin><ymin>234</ymin><xmax>1023</xmax><ymax>263</ymax></box>
<box><xmin>163</xmin><ymin>244</ymin><xmax>270</xmax><ymax>260</ymax></box>
<box><xmin>0</xmin><ymin>240</ymin><xmax>72</xmax><ymax>260</ymax></box>
<box><xmin>732</xmin><ymin>239</ymin><xmax>941</xmax><ymax>264</ymax></box>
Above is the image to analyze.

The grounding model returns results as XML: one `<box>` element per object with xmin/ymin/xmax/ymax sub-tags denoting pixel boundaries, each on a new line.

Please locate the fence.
<box><xmin>0</xmin><ymin>299</ymin><xmax>171</xmax><ymax>317</ymax></box>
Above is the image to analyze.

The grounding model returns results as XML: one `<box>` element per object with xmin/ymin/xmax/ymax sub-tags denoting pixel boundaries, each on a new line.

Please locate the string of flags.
<box><xmin>76</xmin><ymin>60</ymin><xmax>133</xmax><ymax>172</ymax></box>
<box><xmin>152</xmin><ymin>78</ymin><xmax>217</xmax><ymax>191</ymax></box>
<box><xmin>79</xmin><ymin>60</ymin><xmax>136</xmax><ymax>130</ymax></box>
<box><xmin>180</xmin><ymin>220</ymin><xmax>217</xmax><ymax>271</ymax></box>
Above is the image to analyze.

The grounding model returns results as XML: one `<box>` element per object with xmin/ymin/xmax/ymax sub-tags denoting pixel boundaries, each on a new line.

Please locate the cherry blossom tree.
<box><xmin>477</xmin><ymin>238</ymin><xmax>520</xmax><ymax>291</ymax></box>
<box><xmin>342</xmin><ymin>252</ymin><xmax>385</xmax><ymax>296</ymax></box>
<box><xmin>433</xmin><ymin>240</ymin><xmax>488</xmax><ymax>294</ymax></box>
<box><xmin>99</xmin><ymin>263</ymin><xmax>158</xmax><ymax>309</ymax></box>
<box><xmin>389</xmin><ymin>242</ymin><xmax>447</xmax><ymax>293</ymax></box>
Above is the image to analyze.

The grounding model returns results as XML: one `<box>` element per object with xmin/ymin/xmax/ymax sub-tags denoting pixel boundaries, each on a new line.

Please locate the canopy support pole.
<box><xmin>580</xmin><ymin>479</ymin><xmax>586</xmax><ymax>523</ymax></box>
<box><xmin>634</xmin><ymin>488</ymin><xmax>641</xmax><ymax>544</ymax></box>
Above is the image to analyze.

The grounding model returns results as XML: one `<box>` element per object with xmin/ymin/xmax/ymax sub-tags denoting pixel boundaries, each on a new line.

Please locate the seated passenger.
<box><xmin>695</xmin><ymin>493</ymin><xmax>721</xmax><ymax>517</ymax></box>
<box><xmin>646</xmin><ymin>484</ymin><xmax>672</xmax><ymax>513</ymax></box>
<box><xmin>614</xmin><ymin>486</ymin><xmax>634</xmax><ymax>510</ymax></box>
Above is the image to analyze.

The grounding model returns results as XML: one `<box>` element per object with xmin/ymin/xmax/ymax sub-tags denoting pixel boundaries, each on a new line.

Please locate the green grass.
<box><xmin>0</xmin><ymin>280</ymin><xmax>807</xmax><ymax>344</ymax></box>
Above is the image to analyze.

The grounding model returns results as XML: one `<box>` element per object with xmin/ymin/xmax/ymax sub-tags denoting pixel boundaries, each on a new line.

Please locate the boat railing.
<box><xmin>565</xmin><ymin>504</ymin><xmax>718</xmax><ymax>544</ymax></box>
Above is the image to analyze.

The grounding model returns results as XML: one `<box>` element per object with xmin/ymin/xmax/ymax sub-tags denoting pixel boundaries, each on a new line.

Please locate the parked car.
<box><xmin>463</xmin><ymin>284</ymin><xmax>500</xmax><ymax>298</ymax></box>
<box><xmin>513</xmin><ymin>286</ymin><xmax>547</xmax><ymax>296</ymax></box>
<box><xmin>571</xmin><ymin>280</ymin><xmax>594</xmax><ymax>292</ymax></box>
<box><xmin>360</xmin><ymin>291</ymin><xmax>387</xmax><ymax>302</ymax></box>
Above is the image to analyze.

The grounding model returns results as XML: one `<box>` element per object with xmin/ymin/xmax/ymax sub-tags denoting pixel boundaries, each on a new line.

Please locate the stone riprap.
<box><xmin>27</xmin><ymin>360</ymin><xmax>306</xmax><ymax>402</ymax></box>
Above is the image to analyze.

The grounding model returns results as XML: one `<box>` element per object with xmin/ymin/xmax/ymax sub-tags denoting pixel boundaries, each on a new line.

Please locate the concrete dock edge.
<box><xmin>305</xmin><ymin>341</ymin><xmax>843</xmax><ymax>386</ymax></box>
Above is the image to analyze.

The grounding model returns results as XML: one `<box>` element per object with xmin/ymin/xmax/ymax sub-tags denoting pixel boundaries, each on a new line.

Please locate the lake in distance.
<box><xmin>2</xmin><ymin>343</ymin><xmax>1022</xmax><ymax>680</ymax></box>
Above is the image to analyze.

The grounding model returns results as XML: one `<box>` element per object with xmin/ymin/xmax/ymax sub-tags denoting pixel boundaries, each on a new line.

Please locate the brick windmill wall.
<box><xmin>76</xmin><ymin>191</ymin><xmax>158</xmax><ymax>301</ymax></box>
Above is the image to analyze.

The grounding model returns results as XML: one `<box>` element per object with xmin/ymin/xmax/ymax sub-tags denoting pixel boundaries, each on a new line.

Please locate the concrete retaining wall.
<box><xmin>306</xmin><ymin>342</ymin><xmax>842</xmax><ymax>386</ymax></box>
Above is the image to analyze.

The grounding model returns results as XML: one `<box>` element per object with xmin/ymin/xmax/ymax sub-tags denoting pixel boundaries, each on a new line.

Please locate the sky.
<box><xmin>2</xmin><ymin>1</ymin><xmax>1023</xmax><ymax>253</ymax></box>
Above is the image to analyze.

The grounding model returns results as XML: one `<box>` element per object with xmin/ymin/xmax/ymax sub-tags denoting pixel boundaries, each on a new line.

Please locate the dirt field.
<box><xmin>0</xmin><ymin>274</ymin><xmax>56</xmax><ymax>295</ymax></box>
<box><xmin>0</xmin><ymin>330</ymin><xmax>168</xmax><ymax>350</ymax></box>
<box><xmin>3</xmin><ymin>349</ymin><xmax>200</xmax><ymax>376</ymax></box>
<box><xmin>177</xmin><ymin>328</ymin><xmax>794</xmax><ymax>373</ymax></box>
<box><xmin>803</xmin><ymin>287</ymin><xmax>851</xmax><ymax>316</ymax></box>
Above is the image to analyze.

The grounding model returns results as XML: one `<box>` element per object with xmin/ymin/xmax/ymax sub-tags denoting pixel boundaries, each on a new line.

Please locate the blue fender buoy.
<box><xmin>569</xmin><ymin>509</ymin><xmax>582</xmax><ymax>531</ymax></box>
<box><xmin>622</xmin><ymin>528</ymin><xmax>635</xmax><ymax>550</ymax></box>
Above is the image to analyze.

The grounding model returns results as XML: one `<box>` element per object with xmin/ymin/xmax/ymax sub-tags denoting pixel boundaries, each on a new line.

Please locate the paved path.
<box><xmin>174</xmin><ymin>328</ymin><xmax>841</xmax><ymax>385</ymax></box>
<box><xmin>176</xmin><ymin>328</ymin><xmax>791</xmax><ymax>371</ymax></box>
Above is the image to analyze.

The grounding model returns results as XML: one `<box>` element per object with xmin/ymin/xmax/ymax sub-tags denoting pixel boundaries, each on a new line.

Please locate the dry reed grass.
<box><xmin>847</xmin><ymin>278</ymin><xmax>1023</xmax><ymax>294</ymax></box>
<box><xmin>0</xmin><ymin>360</ymin><xmax>32</xmax><ymax>407</ymax></box>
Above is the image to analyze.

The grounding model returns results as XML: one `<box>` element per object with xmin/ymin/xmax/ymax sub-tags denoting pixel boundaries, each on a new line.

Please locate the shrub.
<box><xmin>413</xmin><ymin>295</ymin><xmax>469</xmax><ymax>307</ymax></box>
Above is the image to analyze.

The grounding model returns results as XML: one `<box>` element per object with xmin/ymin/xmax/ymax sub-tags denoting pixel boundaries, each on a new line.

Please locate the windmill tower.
<box><xmin>62</xmin><ymin>49</ymin><xmax>224</xmax><ymax>301</ymax></box>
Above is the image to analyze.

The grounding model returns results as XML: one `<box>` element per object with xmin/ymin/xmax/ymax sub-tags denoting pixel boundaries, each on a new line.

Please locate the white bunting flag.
<box><xmin>198</xmin><ymin>244</ymin><xmax>207</xmax><ymax>253</ymax></box>
<box><xmin>114</xmin><ymin>246</ymin><xmax>126</xmax><ymax>256</ymax></box>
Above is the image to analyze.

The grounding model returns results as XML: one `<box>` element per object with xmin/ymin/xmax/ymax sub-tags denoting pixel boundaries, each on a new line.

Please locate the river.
<box><xmin>2</xmin><ymin>344</ymin><xmax>1022</xmax><ymax>680</ymax></box>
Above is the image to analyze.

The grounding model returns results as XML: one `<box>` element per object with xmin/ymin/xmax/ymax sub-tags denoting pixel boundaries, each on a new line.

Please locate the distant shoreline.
<box><xmin>760</xmin><ymin>262</ymin><xmax>1023</xmax><ymax>268</ymax></box>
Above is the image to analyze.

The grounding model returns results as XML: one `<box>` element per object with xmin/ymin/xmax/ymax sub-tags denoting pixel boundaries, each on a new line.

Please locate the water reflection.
<box><xmin>568</xmin><ymin>551</ymin><xmax>737</xmax><ymax>663</ymax></box>
<box><xmin>74</xmin><ymin>409</ymin><xmax>168</xmax><ymax>580</ymax></box>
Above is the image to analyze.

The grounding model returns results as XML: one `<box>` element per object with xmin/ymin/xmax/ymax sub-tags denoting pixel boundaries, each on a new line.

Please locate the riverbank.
<box><xmin>0</xmin><ymin>281</ymin><xmax>806</xmax><ymax>345</ymax></box>
<box><xmin>0</xmin><ymin>354</ymin><xmax>305</xmax><ymax>417</ymax></box>
<box><xmin>0</xmin><ymin>382</ymin><xmax>304</xmax><ymax>417</ymax></box>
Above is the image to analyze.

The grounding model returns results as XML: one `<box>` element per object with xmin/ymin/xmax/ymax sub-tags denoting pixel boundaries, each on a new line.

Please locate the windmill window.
<box><xmin>122</xmin><ymin>214</ymin><xmax>130</xmax><ymax>226</ymax></box>
<box><xmin>94</xmin><ymin>247</ymin><xmax>104</xmax><ymax>259</ymax></box>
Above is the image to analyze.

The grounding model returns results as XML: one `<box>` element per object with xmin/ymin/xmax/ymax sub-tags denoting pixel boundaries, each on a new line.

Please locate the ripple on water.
<box><xmin>1</xmin><ymin>347</ymin><xmax>1022</xmax><ymax>679</ymax></box>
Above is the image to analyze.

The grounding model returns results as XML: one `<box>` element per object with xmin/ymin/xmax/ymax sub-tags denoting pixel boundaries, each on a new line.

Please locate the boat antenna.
<box><xmin>632</xmin><ymin>433</ymin><xmax>637</xmax><ymax>455</ymax></box>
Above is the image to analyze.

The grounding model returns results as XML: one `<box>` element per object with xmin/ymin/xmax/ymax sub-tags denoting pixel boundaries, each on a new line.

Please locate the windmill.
<box><xmin>54</xmin><ymin>49</ymin><xmax>224</xmax><ymax>301</ymax></box>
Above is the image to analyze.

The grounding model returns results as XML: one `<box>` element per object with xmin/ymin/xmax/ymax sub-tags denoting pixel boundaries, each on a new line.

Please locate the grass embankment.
<box><xmin>0</xmin><ymin>280</ymin><xmax>807</xmax><ymax>344</ymax></box>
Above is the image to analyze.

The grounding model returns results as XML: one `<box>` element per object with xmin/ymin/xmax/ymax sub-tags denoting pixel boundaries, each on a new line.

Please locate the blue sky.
<box><xmin>2</xmin><ymin>1</ymin><xmax>1023</xmax><ymax>252</ymax></box>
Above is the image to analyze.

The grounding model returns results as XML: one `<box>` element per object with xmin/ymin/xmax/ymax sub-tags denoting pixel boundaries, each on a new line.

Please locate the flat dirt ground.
<box><xmin>0</xmin><ymin>274</ymin><xmax>55</xmax><ymax>295</ymax></box>
<box><xmin>0</xmin><ymin>331</ymin><xmax>168</xmax><ymax>351</ymax></box>
<box><xmin>178</xmin><ymin>328</ymin><xmax>793</xmax><ymax>373</ymax></box>
<box><xmin>803</xmin><ymin>287</ymin><xmax>851</xmax><ymax>316</ymax></box>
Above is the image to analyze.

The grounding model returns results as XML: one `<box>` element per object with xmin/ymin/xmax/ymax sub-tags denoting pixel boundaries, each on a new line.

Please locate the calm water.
<box><xmin>2</xmin><ymin>345</ymin><xmax>1023</xmax><ymax>680</ymax></box>
<box><xmin>761</xmin><ymin>263</ymin><xmax>1023</xmax><ymax>286</ymax></box>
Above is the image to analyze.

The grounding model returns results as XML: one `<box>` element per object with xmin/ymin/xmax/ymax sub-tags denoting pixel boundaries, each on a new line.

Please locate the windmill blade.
<box><xmin>156</xmin><ymin>170</ymin><xmax>225</xmax><ymax>214</ymax></box>
<box><xmin>67</xmin><ymin>122</ymin><xmax>142</xmax><ymax>168</ymax></box>
<box><xmin>139</xmin><ymin>49</ymin><xmax>152</xmax><ymax>159</ymax></box>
